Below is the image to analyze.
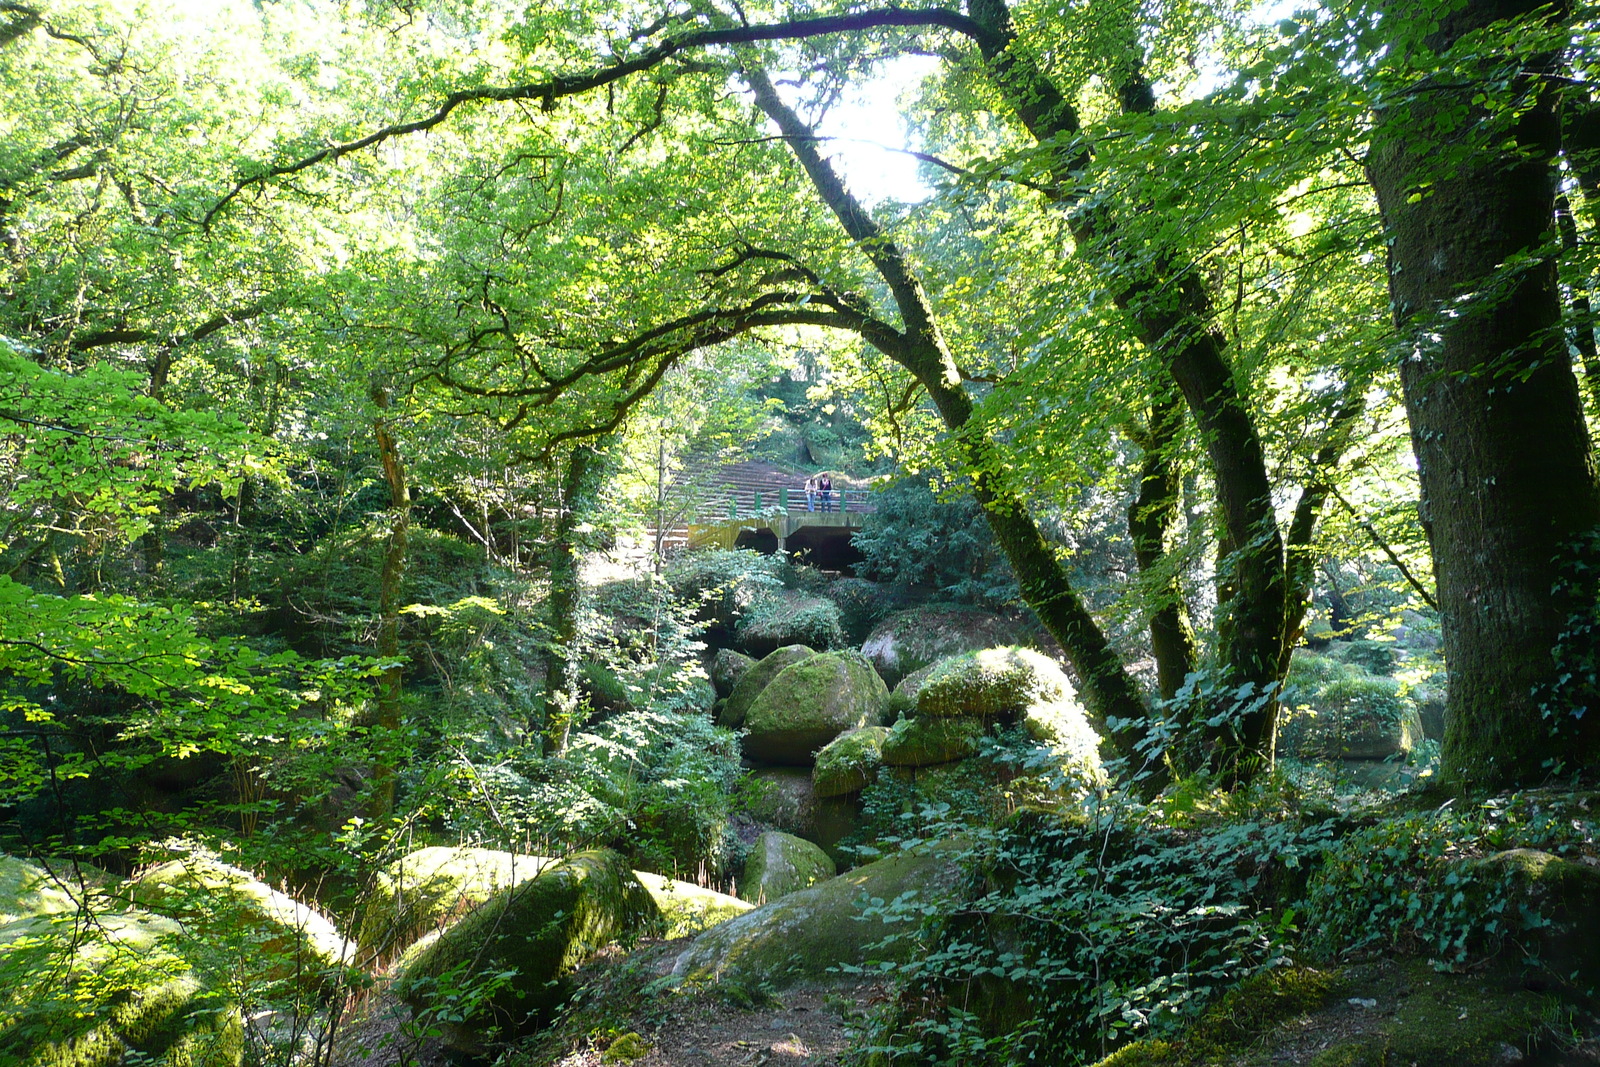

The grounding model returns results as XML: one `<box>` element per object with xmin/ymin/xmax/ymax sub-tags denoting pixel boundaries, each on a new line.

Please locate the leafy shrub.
<box><xmin>1325</xmin><ymin>638</ymin><xmax>1398</xmax><ymax>676</ymax></box>
<box><xmin>818</xmin><ymin>577</ymin><xmax>910</xmax><ymax>644</ymax></box>
<box><xmin>665</xmin><ymin>549</ymin><xmax>783</xmax><ymax>633</ymax></box>
<box><xmin>440</xmin><ymin>708</ymin><xmax>745</xmax><ymax>884</ymax></box>
<box><xmin>1303</xmin><ymin>792</ymin><xmax>1600</xmax><ymax>967</ymax></box>
<box><xmin>851</xmin><ymin>478</ymin><xmax>1018</xmax><ymax>605</ymax></box>
<box><xmin>861</xmin><ymin>799</ymin><xmax>1333</xmax><ymax>1064</ymax></box>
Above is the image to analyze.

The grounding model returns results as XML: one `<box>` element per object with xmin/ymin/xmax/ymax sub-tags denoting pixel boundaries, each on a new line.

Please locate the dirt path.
<box><xmin>330</xmin><ymin>939</ymin><xmax>887</xmax><ymax>1067</ymax></box>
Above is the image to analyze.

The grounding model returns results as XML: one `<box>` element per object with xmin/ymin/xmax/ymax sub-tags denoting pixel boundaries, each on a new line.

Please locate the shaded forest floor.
<box><xmin>332</xmin><ymin>938</ymin><xmax>885</xmax><ymax>1067</ymax></box>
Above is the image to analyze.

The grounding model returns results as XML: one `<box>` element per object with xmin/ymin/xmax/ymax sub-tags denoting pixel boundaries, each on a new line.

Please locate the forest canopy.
<box><xmin>1</xmin><ymin>0</ymin><xmax>1599</xmax><ymax>1064</ymax></box>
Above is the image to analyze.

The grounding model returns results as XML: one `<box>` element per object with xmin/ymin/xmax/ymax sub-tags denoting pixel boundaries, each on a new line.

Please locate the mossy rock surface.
<box><xmin>743</xmin><ymin>767</ymin><xmax>862</xmax><ymax>865</ymax></box>
<box><xmin>861</xmin><ymin>607</ymin><xmax>1039</xmax><ymax>688</ymax></box>
<box><xmin>813</xmin><ymin>727</ymin><xmax>889</xmax><ymax>798</ymax></box>
<box><xmin>1278</xmin><ymin>655</ymin><xmax>1423</xmax><ymax>760</ymax></box>
<box><xmin>1020</xmin><ymin>697</ymin><xmax>1105</xmax><ymax>792</ymax></box>
<box><xmin>0</xmin><ymin>909</ymin><xmax>242</xmax><ymax>1067</ymax></box>
<box><xmin>130</xmin><ymin>853</ymin><xmax>353</xmax><ymax>994</ymax></box>
<box><xmin>710</xmin><ymin>649</ymin><xmax>757</xmax><ymax>698</ymax></box>
<box><xmin>1089</xmin><ymin>960</ymin><xmax>1573</xmax><ymax>1067</ymax></box>
<box><xmin>880</xmin><ymin>715</ymin><xmax>985</xmax><ymax>767</ymax></box>
<box><xmin>633</xmin><ymin>872</ymin><xmax>752</xmax><ymax>939</ymax></box>
<box><xmin>721</xmin><ymin>644</ymin><xmax>815</xmax><ymax>729</ymax></box>
<box><xmin>361</xmin><ymin>846</ymin><xmax>556</xmax><ymax>963</ymax></box>
<box><xmin>0</xmin><ymin>853</ymin><xmax>78</xmax><ymax>925</ymax></box>
<box><xmin>741</xmin><ymin>831</ymin><xmax>836</xmax><ymax>904</ymax></box>
<box><xmin>397</xmin><ymin>848</ymin><xmax>661</xmax><ymax>1045</ymax></box>
<box><xmin>1465</xmin><ymin>848</ymin><xmax>1600</xmax><ymax>984</ymax></box>
<box><xmin>736</xmin><ymin>591</ymin><xmax>846</xmax><ymax>657</ymax></box>
<box><xmin>887</xmin><ymin>662</ymin><xmax>938</xmax><ymax>716</ymax></box>
<box><xmin>916</xmin><ymin>647</ymin><xmax>1069</xmax><ymax>720</ymax></box>
<box><xmin>742</xmin><ymin>651</ymin><xmax>890</xmax><ymax>765</ymax></box>
<box><xmin>673</xmin><ymin>839</ymin><xmax>967</xmax><ymax>989</ymax></box>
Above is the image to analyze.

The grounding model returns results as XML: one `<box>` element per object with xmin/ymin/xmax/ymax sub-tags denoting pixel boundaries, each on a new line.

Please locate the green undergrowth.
<box><xmin>844</xmin><ymin>773</ymin><xmax>1600</xmax><ymax>1067</ymax></box>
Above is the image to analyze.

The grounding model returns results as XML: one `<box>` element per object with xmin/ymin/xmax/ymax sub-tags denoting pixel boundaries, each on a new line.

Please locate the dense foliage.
<box><xmin>1</xmin><ymin>0</ymin><xmax>1598</xmax><ymax>1063</ymax></box>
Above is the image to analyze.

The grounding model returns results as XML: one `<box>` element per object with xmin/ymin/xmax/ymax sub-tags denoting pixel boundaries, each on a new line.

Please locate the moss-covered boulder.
<box><xmin>710</xmin><ymin>648</ymin><xmax>757</xmax><ymax>698</ymax></box>
<box><xmin>360</xmin><ymin>846</ymin><xmax>556</xmax><ymax>964</ymax></box>
<box><xmin>916</xmin><ymin>647</ymin><xmax>1070</xmax><ymax>720</ymax></box>
<box><xmin>813</xmin><ymin>727</ymin><xmax>889</xmax><ymax>798</ymax></box>
<box><xmin>1465</xmin><ymin>848</ymin><xmax>1600</xmax><ymax>985</ymax></box>
<box><xmin>632</xmin><ymin>873</ymin><xmax>752</xmax><ymax>939</ymax></box>
<box><xmin>1020</xmin><ymin>698</ymin><xmax>1105</xmax><ymax>792</ymax></box>
<box><xmin>742</xmin><ymin>652</ymin><xmax>891</xmax><ymax>765</ymax></box>
<box><xmin>861</xmin><ymin>607</ymin><xmax>1039</xmax><ymax>687</ymax></box>
<box><xmin>397</xmin><ymin>849</ymin><xmax>661</xmax><ymax>1044</ymax></box>
<box><xmin>0</xmin><ymin>909</ymin><xmax>243</xmax><ymax>1067</ymax></box>
<box><xmin>1278</xmin><ymin>670</ymin><xmax>1424</xmax><ymax>761</ymax></box>
<box><xmin>1085</xmin><ymin>960</ymin><xmax>1576</xmax><ymax>1067</ymax></box>
<box><xmin>720</xmin><ymin>644</ymin><xmax>816</xmax><ymax>729</ymax></box>
<box><xmin>741</xmin><ymin>831</ymin><xmax>836</xmax><ymax>904</ymax></box>
<box><xmin>130</xmin><ymin>853</ymin><xmax>353</xmax><ymax>995</ymax></box>
<box><xmin>0</xmin><ymin>853</ymin><xmax>78</xmax><ymax>924</ymax></box>
<box><xmin>737</xmin><ymin>591</ymin><xmax>846</xmax><ymax>657</ymax></box>
<box><xmin>744</xmin><ymin>767</ymin><xmax>862</xmax><ymax>864</ymax></box>
<box><xmin>880</xmin><ymin>715</ymin><xmax>986</xmax><ymax>768</ymax></box>
<box><xmin>887</xmin><ymin>662</ymin><xmax>938</xmax><ymax>716</ymax></box>
<box><xmin>674</xmin><ymin>840</ymin><xmax>968</xmax><ymax>988</ymax></box>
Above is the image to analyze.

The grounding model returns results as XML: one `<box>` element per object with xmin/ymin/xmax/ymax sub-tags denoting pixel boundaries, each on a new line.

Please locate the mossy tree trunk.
<box><xmin>1367</xmin><ymin>0</ymin><xmax>1600</xmax><ymax>790</ymax></box>
<box><xmin>1127</xmin><ymin>391</ymin><xmax>1197</xmax><ymax>702</ymax></box>
<box><xmin>367</xmin><ymin>379</ymin><xmax>410</xmax><ymax>818</ymax></box>
<box><xmin>543</xmin><ymin>441</ymin><xmax>605</xmax><ymax>756</ymax></box>
<box><xmin>743</xmin><ymin>66</ymin><xmax>1159</xmax><ymax>778</ymax></box>
<box><xmin>964</xmin><ymin>0</ymin><xmax>1291</xmax><ymax>779</ymax></box>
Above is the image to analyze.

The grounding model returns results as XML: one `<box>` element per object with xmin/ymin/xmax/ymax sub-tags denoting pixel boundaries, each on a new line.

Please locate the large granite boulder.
<box><xmin>673</xmin><ymin>840</ymin><xmax>969</xmax><ymax>989</ymax></box>
<box><xmin>742</xmin><ymin>652</ymin><xmax>891</xmax><ymax>765</ymax></box>
<box><xmin>812</xmin><ymin>726</ymin><xmax>889</xmax><ymax>798</ymax></box>
<box><xmin>741</xmin><ymin>831</ymin><xmax>836</xmax><ymax>904</ymax></box>
<box><xmin>632</xmin><ymin>873</ymin><xmax>753</xmax><ymax>939</ymax></box>
<box><xmin>130</xmin><ymin>852</ymin><xmax>353</xmax><ymax>995</ymax></box>
<box><xmin>0</xmin><ymin>905</ymin><xmax>243</xmax><ymax>1067</ymax></box>
<box><xmin>1278</xmin><ymin>671</ymin><xmax>1423</xmax><ymax>761</ymax></box>
<box><xmin>0</xmin><ymin>852</ymin><xmax>78</xmax><ymax>924</ymax></box>
<box><xmin>720</xmin><ymin>644</ymin><xmax>816</xmax><ymax>729</ymax></box>
<box><xmin>710</xmin><ymin>649</ymin><xmax>757</xmax><ymax>698</ymax></box>
<box><xmin>397</xmin><ymin>849</ymin><xmax>660</xmax><ymax>1044</ymax></box>
<box><xmin>360</xmin><ymin>846</ymin><xmax>556</xmax><ymax>964</ymax></box>
<box><xmin>737</xmin><ymin>591</ymin><xmax>846</xmax><ymax>657</ymax></box>
<box><xmin>880</xmin><ymin>716</ymin><xmax>986</xmax><ymax>768</ymax></box>
<box><xmin>861</xmin><ymin>607</ymin><xmax>1039</xmax><ymax>688</ymax></box>
<box><xmin>744</xmin><ymin>768</ymin><xmax>862</xmax><ymax>864</ymax></box>
<box><xmin>916</xmin><ymin>647</ymin><xmax>1070</xmax><ymax>720</ymax></box>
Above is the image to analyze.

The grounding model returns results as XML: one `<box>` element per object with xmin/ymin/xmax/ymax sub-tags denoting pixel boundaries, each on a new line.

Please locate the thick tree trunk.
<box><xmin>742</xmin><ymin>63</ymin><xmax>1161</xmax><ymax>777</ymax></box>
<box><xmin>366</xmin><ymin>382</ymin><xmax>410</xmax><ymax>818</ymax></box>
<box><xmin>965</xmin><ymin>0</ymin><xmax>1286</xmax><ymax>777</ymax></box>
<box><xmin>1127</xmin><ymin>394</ymin><xmax>1197</xmax><ymax>700</ymax></box>
<box><xmin>1368</xmin><ymin>0</ymin><xmax>1600</xmax><ymax>790</ymax></box>
<box><xmin>543</xmin><ymin>442</ymin><xmax>603</xmax><ymax>756</ymax></box>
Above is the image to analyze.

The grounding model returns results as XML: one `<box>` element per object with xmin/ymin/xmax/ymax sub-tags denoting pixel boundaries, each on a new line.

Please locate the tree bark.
<box><xmin>1127</xmin><ymin>393</ymin><xmax>1197</xmax><ymax>700</ymax></box>
<box><xmin>964</xmin><ymin>0</ymin><xmax>1286</xmax><ymax>777</ymax></box>
<box><xmin>366</xmin><ymin>380</ymin><xmax>410</xmax><ymax>818</ymax></box>
<box><xmin>744</xmin><ymin>63</ymin><xmax>1160</xmax><ymax>775</ymax></box>
<box><xmin>1367</xmin><ymin>0</ymin><xmax>1600</xmax><ymax>790</ymax></box>
<box><xmin>543</xmin><ymin>442</ymin><xmax>604</xmax><ymax>756</ymax></box>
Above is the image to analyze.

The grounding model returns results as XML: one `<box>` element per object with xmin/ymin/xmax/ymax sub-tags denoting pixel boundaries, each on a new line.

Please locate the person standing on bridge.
<box><xmin>818</xmin><ymin>472</ymin><xmax>833</xmax><ymax>513</ymax></box>
<box><xmin>804</xmin><ymin>475</ymin><xmax>818</xmax><ymax>512</ymax></box>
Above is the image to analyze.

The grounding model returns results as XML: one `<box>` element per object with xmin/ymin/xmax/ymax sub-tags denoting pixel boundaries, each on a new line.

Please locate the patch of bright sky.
<box><xmin>812</xmin><ymin>53</ymin><xmax>942</xmax><ymax>206</ymax></box>
<box><xmin>818</xmin><ymin>0</ymin><xmax>1305</xmax><ymax>206</ymax></box>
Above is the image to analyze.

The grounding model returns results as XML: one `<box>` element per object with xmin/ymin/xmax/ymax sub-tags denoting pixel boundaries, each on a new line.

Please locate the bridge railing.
<box><xmin>698</xmin><ymin>485</ymin><xmax>875</xmax><ymax>521</ymax></box>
